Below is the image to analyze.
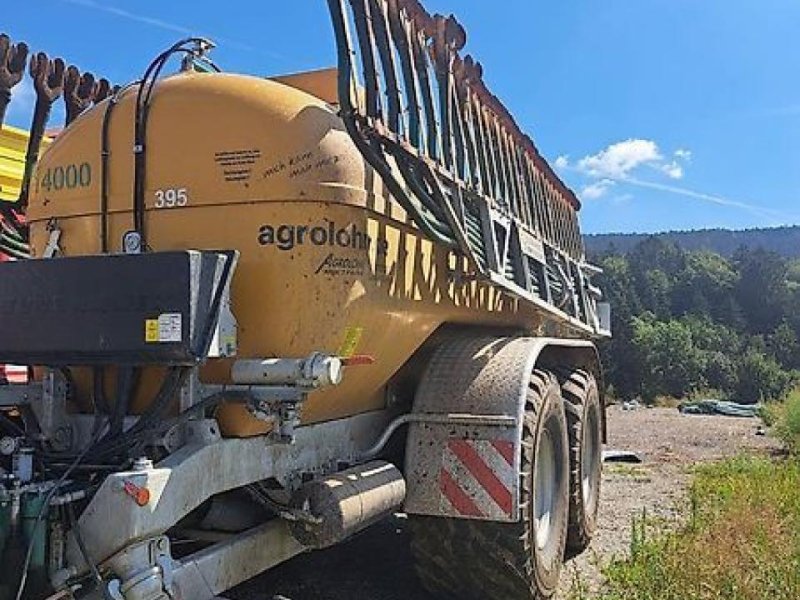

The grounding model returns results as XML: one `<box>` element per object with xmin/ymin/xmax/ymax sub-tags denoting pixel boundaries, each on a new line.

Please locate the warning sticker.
<box><xmin>338</xmin><ymin>326</ymin><xmax>363</xmax><ymax>358</ymax></box>
<box><xmin>158</xmin><ymin>313</ymin><xmax>182</xmax><ymax>342</ymax></box>
<box><xmin>145</xmin><ymin>320</ymin><xmax>159</xmax><ymax>343</ymax></box>
<box><xmin>145</xmin><ymin>314</ymin><xmax>183</xmax><ymax>343</ymax></box>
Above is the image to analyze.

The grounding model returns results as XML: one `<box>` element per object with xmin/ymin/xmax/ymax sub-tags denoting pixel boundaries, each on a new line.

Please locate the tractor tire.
<box><xmin>409</xmin><ymin>370</ymin><xmax>570</xmax><ymax>600</ymax></box>
<box><xmin>558</xmin><ymin>369</ymin><xmax>602</xmax><ymax>553</ymax></box>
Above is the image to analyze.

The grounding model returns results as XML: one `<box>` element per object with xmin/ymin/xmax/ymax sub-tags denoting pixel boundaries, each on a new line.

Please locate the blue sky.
<box><xmin>4</xmin><ymin>0</ymin><xmax>800</xmax><ymax>234</ymax></box>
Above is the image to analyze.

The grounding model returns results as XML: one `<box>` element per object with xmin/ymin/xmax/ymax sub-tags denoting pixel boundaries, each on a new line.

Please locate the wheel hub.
<box><xmin>534</xmin><ymin>429</ymin><xmax>557</xmax><ymax>551</ymax></box>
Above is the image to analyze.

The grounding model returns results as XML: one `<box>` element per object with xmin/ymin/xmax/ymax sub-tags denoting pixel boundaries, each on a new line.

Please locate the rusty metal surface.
<box><xmin>18</xmin><ymin>51</ymin><xmax>65</xmax><ymax>208</ymax></box>
<box><xmin>64</xmin><ymin>65</ymin><xmax>103</xmax><ymax>125</ymax></box>
<box><xmin>0</xmin><ymin>33</ymin><xmax>28</xmax><ymax>127</ymax></box>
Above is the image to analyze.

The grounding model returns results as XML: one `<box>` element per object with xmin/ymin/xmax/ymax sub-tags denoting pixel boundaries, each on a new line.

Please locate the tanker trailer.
<box><xmin>0</xmin><ymin>1</ymin><xmax>610</xmax><ymax>598</ymax></box>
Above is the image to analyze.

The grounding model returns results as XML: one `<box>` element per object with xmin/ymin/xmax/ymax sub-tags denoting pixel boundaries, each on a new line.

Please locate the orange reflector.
<box><xmin>123</xmin><ymin>480</ymin><xmax>151</xmax><ymax>507</ymax></box>
<box><xmin>340</xmin><ymin>355</ymin><xmax>375</xmax><ymax>366</ymax></box>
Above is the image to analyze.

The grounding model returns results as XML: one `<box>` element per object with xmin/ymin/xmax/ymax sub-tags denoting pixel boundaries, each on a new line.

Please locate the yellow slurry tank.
<box><xmin>27</xmin><ymin>72</ymin><xmax>541</xmax><ymax>434</ymax></box>
<box><xmin>0</xmin><ymin>3</ymin><xmax>609</xmax><ymax>598</ymax></box>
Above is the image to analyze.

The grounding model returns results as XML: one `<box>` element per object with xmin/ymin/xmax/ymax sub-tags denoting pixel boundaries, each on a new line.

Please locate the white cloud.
<box><xmin>559</xmin><ymin>138</ymin><xmax>788</xmax><ymax>224</ymax></box>
<box><xmin>580</xmin><ymin>179</ymin><xmax>616</xmax><ymax>200</ymax></box>
<box><xmin>576</xmin><ymin>139</ymin><xmax>662</xmax><ymax>179</ymax></box>
<box><xmin>660</xmin><ymin>161</ymin><xmax>684</xmax><ymax>180</ymax></box>
<box><xmin>572</xmin><ymin>139</ymin><xmax>689</xmax><ymax>182</ymax></box>
<box><xmin>554</xmin><ymin>155</ymin><xmax>570</xmax><ymax>170</ymax></box>
<box><xmin>674</xmin><ymin>148</ymin><xmax>692</xmax><ymax>162</ymax></box>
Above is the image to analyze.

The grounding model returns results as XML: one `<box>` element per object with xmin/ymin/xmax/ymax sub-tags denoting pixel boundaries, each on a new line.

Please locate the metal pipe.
<box><xmin>231</xmin><ymin>353</ymin><xmax>343</xmax><ymax>388</ymax></box>
<box><xmin>18</xmin><ymin>52</ymin><xmax>65</xmax><ymax>209</ymax></box>
<box><xmin>169</xmin><ymin>521</ymin><xmax>306</xmax><ymax>600</ymax></box>
<box><xmin>289</xmin><ymin>461</ymin><xmax>405</xmax><ymax>549</ymax></box>
<box><xmin>359</xmin><ymin>412</ymin><xmax>516</xmax><ymax>460</ymax></box>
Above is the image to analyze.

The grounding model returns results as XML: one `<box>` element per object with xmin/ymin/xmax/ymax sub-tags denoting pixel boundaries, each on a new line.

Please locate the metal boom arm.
<box><xmin>327</xmin><ymin>0</ymin><xmax>608</xmax><ymax>337</ymax></box>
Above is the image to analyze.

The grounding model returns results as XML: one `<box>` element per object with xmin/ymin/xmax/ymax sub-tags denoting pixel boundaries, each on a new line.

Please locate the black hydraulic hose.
<box><xmin>0</xmin><ymin>242</ymin><xmax>27</xmax><ymax>260</ymax></box>
<box><xmin>380</xmin><ymin>138</ymin><xmax>450</xmax><ymax>222</ymax></box>
<box><xmin>132</xmin><ymin>40</ymin><xmax>205</xmax><ymax>250</ymax></box>
<box><xmin>86</xmin><ymin>367</ymin><xmax>189</xmax><ymax>461</ymax></box>
<box><xmin>0</xmin><ymin>231</ymin><xmax>27</xmax><ymax>251</ymax></box>
<box><xmin>0</xmin><ymin>234</ymin><xmax>28</xmax><ymax>253</ymax></box>
<box><xmin>66</xmin><ymin>502</ymin><xmax>112</xmax><ymax>598</ymax></box>
<box><xmin>99</xmin><ymin>90</ymin><xmax>120</xmax><ymax>252</ymax></box>
<box><xmin>199</xmin><ymin>251</ymin><xmax>237</xmax><ymax>356</ymax></box>
<box><xmin>99</xmin><ymin>81</ymin><xmax>138</xmax><ymax>253</ymax></box>
<box><xmin>132</xmin><ymin>52</ymin><xmax>171</xmax><ymax>242</ymax></box>
<box><xmin>327</xmin><ymin>0</ymin><xmax>457</xmax><ymax>249</ymax></box>
<box><xmin>0</xmin><ymin>412</ymin><xmax>25</xmax><ymax>436</ymax></box>
<box><xmin>17</xmin><ymin>92</ymin><xmax>55</xmax><ymax>209</ymax></box>
<box><xmin>91</xmin><ymin>367</ymin><xmax>109</xmax><ymax>415</ymax></box>
<box><xmin>87</xmin><ymin>252</ymin><xmax>233</xmax><ymax>461</ymax></box>
<box><xmin>109</xmin><ymin>367</ymin><xmax>137</xmax><ymax>437</ymax></box>
<box><xmin>142</xmin><ymin>389</ymin><xmax>253</xmax><ymax>447</ymax></box>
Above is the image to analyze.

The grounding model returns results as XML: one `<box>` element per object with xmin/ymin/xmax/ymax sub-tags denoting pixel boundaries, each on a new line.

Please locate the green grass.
<box><xmin>587</xmin><ymin>456</ymin><xmax>800</xmax><ymax>600</ymax></box>
<box><xmin>605</xmin><ymin>464</ymin><xmax>651</xmax><ymax>482</ymax></box>
<box><xmin>772</xmin><ymin>389</ymin><xmax>800</xmax><ymax>454</ymax></box>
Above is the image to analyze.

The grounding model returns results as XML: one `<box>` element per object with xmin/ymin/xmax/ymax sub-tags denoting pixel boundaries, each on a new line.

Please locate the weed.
<box><xmin>595</xmin><ymin>456</ymin><xmax>800</xmax><ymax>600</ymax></box>
<box><xmin>606</xmin><ymin>464</ymin><xmax>650</xmax><ymax>480</ymax></box>
<box><xmin>774</xmin><ymin>389</ymin><xmax>800</xmax><ymax>454</ymax></box>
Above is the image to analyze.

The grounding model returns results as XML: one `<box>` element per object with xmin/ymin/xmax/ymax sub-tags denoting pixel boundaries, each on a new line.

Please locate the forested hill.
<box><xmin>585</xmin><ymin>225</ymin><xmax>800</xmax><ymax>258</ymax></box>
<box><xmin>598</xmin><ymin>237</ymin><xmax>800</xmax><ymax>404</ymax></box>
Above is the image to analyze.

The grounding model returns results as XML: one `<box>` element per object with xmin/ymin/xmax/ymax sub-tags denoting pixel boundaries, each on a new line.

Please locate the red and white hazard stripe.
<box><xmin>0</xmin><ymin>365</ymin><xmax>28</xmax><ymax>384</ymax></box>
<box><xmin>439</xmin><ymin>439</ymin><xmax>517</xmax><ymax>520</ymax></box>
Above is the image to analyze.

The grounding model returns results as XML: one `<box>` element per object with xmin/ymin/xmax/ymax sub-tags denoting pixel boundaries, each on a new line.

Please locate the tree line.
<box><xmin>586</xmin><ymin>225</ymin><xmax>800</xmax><ymax>258</ymax></box>
<box><xmin>594</xmin><ymin>237</ymin><xmax>800</xmax><ymax>403</ymax></box>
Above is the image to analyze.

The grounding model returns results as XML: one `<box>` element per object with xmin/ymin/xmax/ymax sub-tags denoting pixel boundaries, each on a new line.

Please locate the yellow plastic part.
<box><xmin>27</xmin><ymin>71</ymin><xmax>549</xmax><ymax>436</ymax></box>
<box><xmin>0</xmin><ymin>124</ymin><xmax>49</xmax><ymax>202</ymax></box>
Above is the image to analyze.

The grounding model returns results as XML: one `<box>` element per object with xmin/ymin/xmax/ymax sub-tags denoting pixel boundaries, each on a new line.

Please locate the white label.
<box><xmin>157</xmin><ymin>313</ymin><xmax>182</xmax><ymax>343</ymax></box>
<box><xmin>519</xmin><ymin>228</ymin><xmax>546</xmax><ymax>263</ymax></box>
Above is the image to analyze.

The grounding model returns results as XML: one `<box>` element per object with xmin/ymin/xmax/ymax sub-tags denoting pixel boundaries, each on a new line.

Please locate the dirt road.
<box><xmin>229</xmin><ymin>406</ymin><xmax>778</xmax><ymax>600</ymax></box>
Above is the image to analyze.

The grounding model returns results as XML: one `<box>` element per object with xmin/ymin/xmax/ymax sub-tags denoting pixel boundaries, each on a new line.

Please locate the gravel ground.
<box><xmin>229</xmin><ymin>406</ymin><xmax>779</xmax><ymax>600</ymax></box>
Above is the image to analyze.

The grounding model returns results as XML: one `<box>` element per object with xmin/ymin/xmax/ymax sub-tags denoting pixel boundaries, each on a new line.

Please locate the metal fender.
<box><xmin>404</xmin><ymin>335</ymin><xmax>598</xmax><ymax>523</ymax></box>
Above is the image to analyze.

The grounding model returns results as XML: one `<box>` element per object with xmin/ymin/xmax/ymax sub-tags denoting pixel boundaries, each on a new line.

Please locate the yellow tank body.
<box><xmin>26</xmin><ymin>71</ymin><xmax>546</xmax><ymax>435</ymax></box>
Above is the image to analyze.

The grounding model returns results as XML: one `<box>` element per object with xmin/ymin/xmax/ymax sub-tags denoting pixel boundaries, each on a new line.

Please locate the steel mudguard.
<box><xmin>404</xmin><ymin>335</ymin><xmax>598</xmax><ymax>523</ymax></box>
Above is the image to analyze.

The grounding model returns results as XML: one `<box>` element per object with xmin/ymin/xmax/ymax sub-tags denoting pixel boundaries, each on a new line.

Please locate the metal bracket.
<box><xmin>44</xmin><ymin>220</ymin><xmax>62</xmax><ymax>258</ymax></box>
<box><xmin>32</xmin><ymin>371</ymin><xmax>73</xmax><ymax>451</ymax></box>
<box><xmin>0</xmin><ymin>382</ymin><xmax>41</xmax><ymax>407</ymax></box>
<box><xmin>64</xmin><ymin>410</ymin><xmax>390</xmax><ymax>576</ymax></box>
<box><xmin>105</xmin><ymin>536</ymin><xmax>175</xmax><ymax>600</ymax></box>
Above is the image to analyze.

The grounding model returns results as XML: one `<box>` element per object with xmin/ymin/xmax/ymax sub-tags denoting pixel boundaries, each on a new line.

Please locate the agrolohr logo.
<box><xmin>258</xmin><ymin>220</ymin><xmax>371</xmax><ymax>252</ymax></box>
<box><xmin>314</xmin><ymin>253</ymin><xmax>367</xmax><ymax>276</ymax></box>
